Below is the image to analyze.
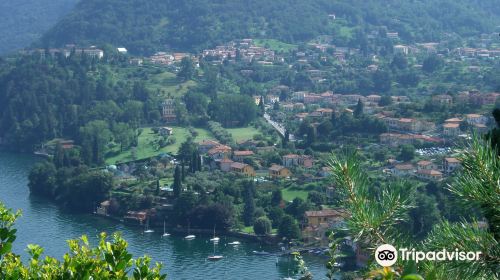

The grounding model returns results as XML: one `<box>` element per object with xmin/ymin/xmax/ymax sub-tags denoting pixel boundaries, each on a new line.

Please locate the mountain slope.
<box><xmin>0</xmin><ymin>0</ymin><xmax>78</xmax><ymax>55</ymax></box>
<box><xmin>39</xmin><ymin>0</ymin><xmax>500</xmax><ymax>55</ymax></box>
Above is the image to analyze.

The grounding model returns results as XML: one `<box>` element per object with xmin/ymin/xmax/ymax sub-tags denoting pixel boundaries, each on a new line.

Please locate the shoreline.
<box><xmin>94</xmin><ymin>212</ymin><xmax>280</xmax><ymax>244</ymax></box>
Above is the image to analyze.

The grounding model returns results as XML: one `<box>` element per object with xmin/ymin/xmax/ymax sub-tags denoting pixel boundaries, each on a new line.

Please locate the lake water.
<box><xmin>0</xmin><ymin>152</ymin><xmax>329</xmax><ymax>279</ymax></box>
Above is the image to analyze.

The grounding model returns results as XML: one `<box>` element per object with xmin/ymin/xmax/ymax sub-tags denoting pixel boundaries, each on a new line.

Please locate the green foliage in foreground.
<box><xmin>327</xmin><ymin>137</ymin><xmax>500</xmax><ymax>279</ymax></box>
<box><xmin>0</xmin><ymin>203</ymin><xmax>166</xmax><ymax>279</ymax></box>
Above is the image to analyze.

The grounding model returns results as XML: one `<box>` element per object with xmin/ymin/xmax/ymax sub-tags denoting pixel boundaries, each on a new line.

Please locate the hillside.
<box><xmin>39</xmin><ymin>0</ymin><xmax>500</xmax><ymax>55</ymax></box>
<box><xmin>0</xmin><ymin>0</ymin><xmax>78</xmax><ymax>55</ymax></box>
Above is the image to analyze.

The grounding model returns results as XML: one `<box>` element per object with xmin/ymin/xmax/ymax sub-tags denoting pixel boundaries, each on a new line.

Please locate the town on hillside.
<box><xmin>12</xmin><ymin>16</ymin><xmax>500</xmax><ymax>273</ymax></box>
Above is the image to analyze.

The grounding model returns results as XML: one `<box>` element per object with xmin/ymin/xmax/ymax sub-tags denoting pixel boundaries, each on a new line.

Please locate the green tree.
<box><xmin>398</xmin><ymin>144</ymin><xmax>415</xmax><ymax>161</ymax></box>
<box><xmin>278</xmin><ymin>215</ymin><xmax>300</xmax><ymax>240</ymax></box>
<box><xmin>306</xmin><ymin>125</ymin><xmax>316</xmax><ymax>146</ymax></box>
<box><xmin>271</xmin><ymin>189</ymin><xmax>283</xmax><ymax>206</ymax></box>
<box><xmin>378</xmin><ymin>95</ymin><xmax>393</xmax><ymax>106</ymax></box>
<box><xmin>243</xmin><ymin>181</ymin><xmax>255</xmax><ymax>226</ymax></box>
<box><xmin>177</xmin><ymin>57</ymin><xmax>195</xmax><ymax>81</ymax></box>
<box><xmin>173</xmin><ymin>165</ymin><xmax>182</xmax><ymax>198</ymax></box>
<box><xmin>253</xmin><ymin>216</ymin><xmax>272</xmax><ymax>235</ymax></box>
<box><xmin>353</xmin><ymin>99</ymin><xmax>364</xmax><ymax>118</ymax></box>
<box><xmin>28</xmin><ymin>161</ymin><xmax>57</xmax><ymax>197</ymax></box>
<box><xmin>422</xmin><ymin>54</ymin><xmax>443</xmax><ymax>73</ymax></box>
<box><xmin>0</xmin><ymin>203</ymin><xmax>166</xmax><ymax>279</ymax></box>
<box><xmin>486</xmin><ymin>108</ymin><xmax>500</xmax><ymax>155</ymax></box>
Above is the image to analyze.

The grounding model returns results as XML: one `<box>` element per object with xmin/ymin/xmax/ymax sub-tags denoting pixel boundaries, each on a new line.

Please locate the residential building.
<box><xmin>299</xmin><ymin>155</ymin><xmax>314</xmax><ymax>168</ymax></box>
<box><xmin>443</xmin><ymin>157</ymin><xmax>461</xmax><ymax>173</ymax></box>
<box><xmin>162</xmin><ymin>97</ymin><xmax>177</xmax><ymax>123</ymax></box>
<box><xmin>302</xmin><ymin>209</ymin><xmax>348</xmax><ymax>245</ymax></box>
<box><xmin>443</xmin><ymin>123</ymin><xmax>460</xmax><ymax>137</ymax></box>
<box><xmin>465</xmin><ymin>114</ymin><xmax>487</xmax><ymax>125</ymax></box>
<box><xmin>230</xmin><ymin>162</ymin><xmax>256</xmax><ymax>177</ymax></box>
<box><xmin>198</xmin><ymin>140</ymin><xmax>221</xmax><ymax>153</ymax></box>
<box><xmin>394</xmin><ymin>45</ymin><xmax>409</xmax><ymax>55</ymax></box>
<box><xmin>392</xmin><ymin>164</ymin><xmax>415</xmax><ymax>176</ymax></box>
<box><xmin>269</xmin><ymin>165</ymin><xmax>291</xmax><ymax>179</ymax></box>
<box><xmin>432</xmin><ymin>94</ymin><xmax>453</xmax><ymax>105</ymax></box>
<box><xmin>417</xmin><ymin>160</ymin><xmax>438</xmax><ymax>171</ymax></box>
<box><xmin>207</xmin><ymin>145</ymin><xmax>232</xmax><ymax>161</ymax></box>
<box><xmin>366</xmin><ymin>94</ymin><xmax>381</xmax><ymax>103</ymax></box>
<box><xmin>416</xmin><ymin>169</ymin><xmax>443</xmax><ymax>181</ymax></box>
<box><xmin>282</xmin><ymin>154</ymin><xmax>300</xmax><ymax>167</ymax></box>
<box><xmin>158</xmin><ymin>127</ymin><xmax>173</xmax><ymax>136</ymax></box>
<box><xmin>220</xmin><ymin>158</ymin><xmax>234</xmax><ymax>172</ymax></box>
<box><xmin>233</xmin><ymin>150</ymin><xmax>254</xmax><ymax>162</ymax></box>
<box><xmin>304</xmin><ymin>209</ymin><xmax>348</xmax><ymax>227</ymax></box>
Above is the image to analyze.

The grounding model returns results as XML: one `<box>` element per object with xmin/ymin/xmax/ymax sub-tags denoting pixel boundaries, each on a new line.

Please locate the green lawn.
<box><xmin>109</xmin><ymin>64</ymin><xmax>196</xmax><ymax>98</ymax></box>
<box><xmin>254</xmin><ymin>39</ymin><xmax>297</xmax><ymax>52</ymax></box>
<box><xmin>145</xmin><ymin>71</ymin><xmax>197</xmax><ymax>98</ymax></box>
<box><xmin>105</xmin><ymin>126</ymin><xmax>214</xmax><ymax>164</ymax></box>
<box><xmin>241</xmin><ymin>226</ymin><xmax>254</xmax><ymax>234</ymax></box>
<box><xmin>226</xmin><ymin>127</ymin><xmax>259</xmax><ymax>142</ymax></box>
<box><xmin>282</xmin><ymin>187</ymin><xmax>309</xmax><ymax>202</ymax></box>
<box><xmin>241</xmin><ymin>226</ymin><xmax>277</xmax><ymax>235</ymax></box>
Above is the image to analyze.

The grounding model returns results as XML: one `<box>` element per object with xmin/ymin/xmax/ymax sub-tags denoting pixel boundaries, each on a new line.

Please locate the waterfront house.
<box><xmin>302</xmin><ymin>209</ymin><xmax>348</xmax><ymax>245</ymax></box>
<box><xmin>96</xmin><ymin>200</ymin><xmax>111</xmax><ymax>216</ymax></box>
<box><xmin>304</xmin><ymin>209</ymin><xmax>348</xmax><ymax>227</ymax></box>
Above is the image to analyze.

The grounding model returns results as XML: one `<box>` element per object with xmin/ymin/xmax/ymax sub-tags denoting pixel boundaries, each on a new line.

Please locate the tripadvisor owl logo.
<box><xmin>375</xmin><ymin>244</ymin><xmax>398</xmax><ymax>267</ymax></box>
<box><xmin>374</xmin><ymin>244</ymin><xmax>483</xmax><ymax>267</ymax></box>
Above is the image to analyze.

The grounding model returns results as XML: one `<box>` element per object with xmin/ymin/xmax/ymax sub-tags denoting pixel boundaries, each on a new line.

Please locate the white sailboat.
<box><xmin>162</xmin><ymin>220</ymin><xmax>170</xmax><ymax>237</ymax></box>
<box><xmin>228</xmin><ymin>241</ymin><xmax>241</xmax><ymax>245</ymax></box>
<box><xmin>207</xmin><ymin>241</ymin><xmax>223</xmax><ymax>261</ymax></box>
<box><xmin>184</xmin><ymin>221</ymin><xmax>195</xmax><ymax>240</ymax></box>
<box><xmin>144</xmin><ymin>218</ymin><xmax>154</xmax><ymax>233</ymax></box>
<box><xmin>209</xmin><ymin>225</ymin><xmax>219</xmax><ymax>242</ymax></box>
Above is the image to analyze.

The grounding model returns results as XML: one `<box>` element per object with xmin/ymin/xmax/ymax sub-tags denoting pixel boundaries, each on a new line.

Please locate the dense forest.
<box><xmin>0</xmin><ymin>0</ymin><xmax>77</xmax><ymax>54</ymax></box>
<box><xmin>39</xmin><ymin>0</ymin><xmax>500</xmax><ymax>55</ymax></box>
<box><xmin>0</xmin><ymin>55</ymin><xmax>261</xmax><ymax>160</ymax></box>
<box><xmin>0</xmin><ymin>55</ymin><xmax>158</xmax><ymax>161</ymax></box>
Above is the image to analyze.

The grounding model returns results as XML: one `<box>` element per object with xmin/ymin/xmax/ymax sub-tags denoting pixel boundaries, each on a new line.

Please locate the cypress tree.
<box><xmin>354</xmin><ymin>99</ymin><xmax>364</xmax><ymax>118</ymax></box>
<box><xmin>173</xmin><ymin>165</ymin><xmax>182</xmax><ymax>198</ymax></box>
<box><xmin>243</xmin><ymin>180</ymin><xmax>255</xmax><ymax>226</ymax></box>
<box><xmin>197</xmin><ymin>152</ymin><xmax>202</xmax><ymax>171</ymax></box>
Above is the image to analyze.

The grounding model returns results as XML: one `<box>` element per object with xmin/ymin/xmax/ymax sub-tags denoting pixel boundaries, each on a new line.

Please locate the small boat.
<box><xmin>144</xmin><ymin>219</ymin><xmax>154</xmax><ymax>233</ymax></box>
<box><xmin>184</xmin><ymin>235</ymin><xmax>196</xmax><ymax>240</ymax></box>
<box><xmin>162</xmin><ymin>220</ymin><xmax>170</xmax><ymax>237</ymax></box>
<box><xmin>252</xmin><ymin>250</ymin><xmax>270</xmax><ymax>256</ymax></box>
<box><xmin>184</xmin><ymin>221</ymin><xmax>195</xmax><ymax>240</ymax></box>
<box><xmin>210</xmin><ymin>225</ymin><xmax>219</xmax><ymax>242</ymax></box>
<box><xmin>207</xmin><ymin>240</ymin><xmax>223</xmax><ymax>261</ymax></box>
<box><xmin>228</xmin><ymin>241</ymin><xmax>241</xmax><ymax>245</ymax></box>
<box><xmin>207</xmin><ymin>255</ymin><xmax>224</xmax><ymax>261</ymax></box>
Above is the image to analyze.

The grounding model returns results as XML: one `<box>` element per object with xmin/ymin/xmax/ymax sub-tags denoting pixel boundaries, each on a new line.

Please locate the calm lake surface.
<box><xmin>0</xmin><ymin>152</ymin><xmax>329</xmax><ymax>280</ymax></box>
